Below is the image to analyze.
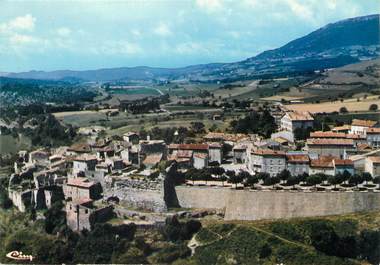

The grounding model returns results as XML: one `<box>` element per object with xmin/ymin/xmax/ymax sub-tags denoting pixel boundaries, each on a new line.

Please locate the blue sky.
<box><xmin>0</xmin><ymin>0</ymin><xmax>378</xmax><ymax>72</ymax></box>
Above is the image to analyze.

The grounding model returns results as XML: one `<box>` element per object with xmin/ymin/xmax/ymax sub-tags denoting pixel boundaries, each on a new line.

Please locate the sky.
<box><xmin>0</xmin><ymin>0</ymin><xmax>378</xmax><ymax>72</ymax></box>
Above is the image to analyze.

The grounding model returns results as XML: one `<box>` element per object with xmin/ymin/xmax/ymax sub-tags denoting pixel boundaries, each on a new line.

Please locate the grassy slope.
<box><xmin>178</xmin><ymin>211</ymin><xmax>380</xmax><ymax>265</ymax></box>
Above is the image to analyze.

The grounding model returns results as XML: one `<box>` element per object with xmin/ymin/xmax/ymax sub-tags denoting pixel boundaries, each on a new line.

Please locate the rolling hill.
<box><xmin>5</xmin><ymin>14</ymin><xmax>379</xmax><ymax>82</ymax></box>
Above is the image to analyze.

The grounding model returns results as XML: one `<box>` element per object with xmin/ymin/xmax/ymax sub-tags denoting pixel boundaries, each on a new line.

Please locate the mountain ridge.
<box><xmin>5</xmin><ymin>14</ymin><xmax>379</xmax><ymax>82</ymax></box>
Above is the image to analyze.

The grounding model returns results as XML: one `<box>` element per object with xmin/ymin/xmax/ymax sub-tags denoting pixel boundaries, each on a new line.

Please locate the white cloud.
<box><xmin>154</xmin><ymin>22</ymin><xmax>172</xmax><ymax>37</ymax></box>
<box><xmin>196</xmin><ymin>0</ymin><xmax>223</xmax><ymax>12</ymax></box>
<box><xmin>175</xmin><ymin>42</ymin><xmax>209</xmax><ymax>54</ymax></box>
<box><xmin>9</xmin><ymin>34</ymin><xmax>38</xmax><ymax>45</ymax></box>
<box><xmin>56</xmin><ymin>27</ymin><xmax>71</xmax><ymax>37</ymax></box>
<box><xmin>131</xmin><ymin>29</ymin><xmax>141</xmax><ymax>37</ymax></box>
<box><xmin>0</xmin><ymin>14</ymin><xmax>36</xmax><ymax>34</ymax></box>
<box><xmin>284</xmin><ymin>0</ymin><xmax>314</xmax><ymax>23</ymax></box>
<box><xmin>94</xmin><ymin>41</ymin><xmax>143</xmax><ymax>55</ymax></box>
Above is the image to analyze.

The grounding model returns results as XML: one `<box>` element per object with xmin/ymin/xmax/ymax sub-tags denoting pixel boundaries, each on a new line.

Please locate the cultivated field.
<box><xmin>285</xmin><ymin>96</ymin><xmax>380</xmax><ymax>113</ymax></box>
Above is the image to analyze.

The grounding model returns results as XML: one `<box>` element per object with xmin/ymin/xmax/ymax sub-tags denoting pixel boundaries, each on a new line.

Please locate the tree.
<box><xmin>287</xmin><ymin>176</ymin><xmax>300</xmax><ymax>189</ymax></box>
<box><xmin>339</xmin><ymin>107</ymin><xmax>348</xmax><ymax>113</ymax></box>
<box><xmin>190</xmin><ymin>122</ymin><xmax>205</xmax><ymax>134</ymax></box>
<box><xmin>264</xmin><ymin>176</ymin><xmax>280</xmax><ymax>188</ymax></box>
<box><xmin>228</xmin><ymin>171</ymin><xmax>243</xmax><ymax>189</ymax></box>
<box><xmin>341</xmin><ymin>170</ymin><xmax>352</xmax><ymax>184</ymax></box>
<box><xmin>307</xmin><ymin>175</ymin><xmax>322</xmax><ymax>188</ymax></box>
<box><xmin>298</xmin><ymin>172</ymin><xmax>309</xmax><ymax>185</ymax></box>
<box><xmin>246</xmin><ymin>175</ymin><xmax>259</xmax><ymax>189</ymax></box>
<box><xmin>238</xmin><ymin>171</ymin><xmax>251</xmax><ymax>184</ymax></box>
<box><xmin>257</xmin><ymin>172</ymin><xmax>270</xmax><ymax>183</ymax></box>
<box><xmin>278</xmin><ymin>169</ymin><xmax>291</xmax><ymax>184</ymax></box>
<box><xmin>369</xmin><ymin>104</ymin><xmax>378</xmax><ymax>111</ymax></box>
<box><xmin>348</xmin><ymin>174</ymin><xmax>363</xmax><ymax>187</ymax></box>
<box><xmin>219</xmin><ymin>175</ymin><xmax>227</xmax><ymax>187</ymax></box>
<box><xmin>362</xmin><ymin>172</ymin><xmax>373</xmax><ymax>185</ymax></box>
<box><xmin>373</xmin><ymin>176</ymin><xmax>380</xmax><ymax>189</ymax></box>
<box><xmin>328</xmin><ymin>175</ymin><xmax>342</xmax><ymax>189</ymax></box>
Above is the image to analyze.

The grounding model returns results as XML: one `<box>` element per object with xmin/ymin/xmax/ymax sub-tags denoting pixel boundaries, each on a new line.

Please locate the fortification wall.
<box><xmin>174</xmin><ymin>186</ymin><xmax>380</xmax><ymax>221</ymax></box>
<box><xmin>175</xmin><ymin>186</ymin><xmax>229</xmax><ymax>210</ymax></box>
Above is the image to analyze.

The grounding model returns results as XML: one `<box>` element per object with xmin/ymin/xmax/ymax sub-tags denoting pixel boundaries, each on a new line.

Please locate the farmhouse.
<box><xmin>123</xmin><ymin>131</ymin><xmax>140</xmax><ymax>144</ymax></box>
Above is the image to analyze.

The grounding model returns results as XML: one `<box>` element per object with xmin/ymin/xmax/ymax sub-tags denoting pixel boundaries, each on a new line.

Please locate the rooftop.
<box><xmin>143</xmin><ymin>153</ymin><xmax>163</xmax><ymax>165</ymax></box>
<box><xmin>286</xmin><ymin>154</ymin><xmax>309</xmax><ymax>163</ymax></box>
<box><xmin>285</xmin><ymin>111</ymin><xmax>314</xmax><ymax>121</ymax></box>
<box><xmin>252</xmin><ymin>149</ymin><xmax>285</xmax><ymax>157</ymax></box>
<box><xmin>307</xmin><ymin>138</ymin><xmax>354</xmax><ymax>146</ymax></box>
<box><xmin>366</xmin><ymin>128</ymin><xmax>380</xmax><ymax>134</ymax></box>
<box><xmin>74</xmin><ymin>154</ymin><xmax>98</xmax><ymax>162</ymax></box>
<box><xmin>368</xmin><ymin>156</ymin><xmax>380</xmax><ymax>164</ymax></box>
<box><xmin>169</xmin><ymin>144</ymin><xmax>209</xmax><ymax>150</ymax></box>
<box><xmin>67</xmin><ymin>177</ymin><xmax>96</xmax><ymax>188</ymax></box>
<box><xmin>310</xmin><ymin>131</ymin><xmax>346</xmax><ymax>138</ymax></box>
<box><xmin>351</xmin><ymin>119</ymin><xmax>378</xmax><ymax>127</ymax></box>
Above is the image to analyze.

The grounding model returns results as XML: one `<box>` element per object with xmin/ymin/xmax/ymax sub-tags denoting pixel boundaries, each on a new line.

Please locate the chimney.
<box><xmin>147</xmin><ymin>135</ymin><xmax>150</xmax><ymax>141</ymax></box>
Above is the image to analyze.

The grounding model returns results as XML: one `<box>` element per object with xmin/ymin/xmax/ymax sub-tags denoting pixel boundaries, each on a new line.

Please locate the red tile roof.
<box><xmin>368</xmin><ymin>156</ymin><xmax>380</xmax><ymax>164</ymax></box>
<box><xmin>285</xmin><ymin>111</ymin><xmax>314</xmax><ymax>121</ymax></box>
<box><xmin>333</xmin><ymin>159</ymin><xmax>353</xmax><ymax>166</ymax></box>
<box><xmin>252</xmin><ymin>149</ymin><xmax>285</xmax><ymax>157</ymax></box>
<box><xmin>169</xmin><ymin>144</ymin><xmax>209</xmax><ymax>150</ymax></box>
<box><xmin>67</xmin><ymin>177</ymin><xmax>95</xmax><ymax>188</ymax></box>
<box><xmin>366</xmin><ymin>128</ymin><xmax>380</xmax><ymax>134</ymax></box>
<box><xmin>307</xmin><ymin>138</ymin><xmax>354</xmax><ymax>146</ymax></box>
<box><xmin>286</xmin><ymin>154</ymin><xmax>309</xmax><ymax>163</ymax></box>
<box><xmin>351</xmin><ymin>119</ymin><xmax>378</xmax><ymax>127</ymax></box>
<box><xmin>310</xmin><ymin>131</ymin><xmax>346</xmax><ymax>138</ymax></box>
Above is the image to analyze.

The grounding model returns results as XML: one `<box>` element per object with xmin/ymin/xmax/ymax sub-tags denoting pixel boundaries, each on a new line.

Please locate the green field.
<box><xmin>109</xmin><ymin>87</ymin><xmax>161</xmax><ymax>96</ymax></box>
<box><xmin>0</xmin><ymin>135</ymin><xmax>31</xmax><ymax>154</ymax></box>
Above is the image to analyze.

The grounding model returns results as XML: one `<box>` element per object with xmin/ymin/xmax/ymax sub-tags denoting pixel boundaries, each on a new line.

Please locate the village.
<box><xmin>5</xmin><ymin>104</ymin><xmax>380</xmax><ymax>232</ymax></box>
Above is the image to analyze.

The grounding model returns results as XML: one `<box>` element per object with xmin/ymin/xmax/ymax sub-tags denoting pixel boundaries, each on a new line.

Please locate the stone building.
<box><xmin>208</xmin><ymin>143</ymin><xmax>222</xmax><ymax>164</ymax></box>
<box><xmin>249</xmin><ymin>149</ymin><xmax>286</xmax><ymax>177</ymax></box>
<box><xmin>66</xmin><ymin>199</ymin><xmax>113</xmax><ymax>231</ymax></box>
<box><xmin>286</xmin><ymin>154</ymin><xmax>309</xmax><ymax>176</ymax></box>
<box><xmin>193</xmin><ymin>153</ymin><xmax>208</xmax><ymax>169</ymax></box>
<box><xmin>366</xmin><ymin>128</ymin><xmax>380</xmax><ymax>148</ymax></box>
<box><xmin>280</xmin><ymin>111</ymin><xmax>314</xmax><ymax>132</ymax></box>
<box><xmin>306</xmin><ymin>138</ymin><xmax>355</xmax><ymax>158</ymax></box>
<box><xmin>350</xmin><ymin>119</ymin><xmax>379</xmax><ymax>136</ymax></box>
<box><xmin>63</xmin><ymin>177</ymin><xmax>102</xmax><ymax>201</ymax></box>
<box><xmin>123</xmin><ymin>132</ymin><xmax>140</xmax><ymax>145</ymax></box>
<box><xmin>233</xmin><ymin>144</ymin><xmax>248</xmax><ymax>164</ymax></box>
<box><xmin>365</xmin><ymin>156</ymin><xmax>380</xmax><ymax>177</ymax></box>
<box><xmin>73</xmin><ymin>155</ymin><xmax>98</xmax><ymax>176</ymax></box>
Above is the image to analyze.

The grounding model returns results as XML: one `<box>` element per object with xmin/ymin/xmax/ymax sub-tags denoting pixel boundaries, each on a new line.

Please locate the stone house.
<box><xmin>333</xmin><ymin>159</ymin><xmax>355</xmax><ymax>176</ymax></box>
<box><xmin>286</xmin><ymin>154</ymin><xmax>309</xmax><ymax>176</ymax></box>
<box><xmin>66</xmin><ymin>199</ymin><xmax>114</xmax><ymax>231</ymax></box>
<box><xmin>63</xmin><ymin>177</ymin><xmax>102</xmax><ymax>201</ymax></box>
<box><xmin>28</xmin><ymin>150</ymin><xmax>50</xmax><ymax>166</ymax></box>
<box><xmin>365</xmin><ymin>156</ymin><xmax>380</xmax><ymax>177</ymax></box>
<box><xmin>366</xmin><ymin>128</ymin><xmax>380</xmax><ymax>148</ymax></box>
<box><xmin>73</xmin><ymin>155</ymin><xmax>98</xmax><ymax>176</ymax></box>
<box><xmin>193</xmin><ymin>153</ymin><xmax>208</xmax><ymax>169</ymax></box>
<box><xmin>233</xmin><ymin>144</ymin><xmax>248</xmax><ymax>164</ymax></box>
<box><xmin>249</xmin><ymin>149</ymin><xmax>286</xmax><ymax>177</ymax></box>
<box><xmin>208</xmin><ymin>143</ymin><xmax>223</xmax><ymax>164</ymax></box>
<box><xmin>280</xmin><ymin>111</ymin><xmax>314</xmax><ymax>132</ymax></box>
<box><xmin>123</xmin><ymin>132</ymin><xmax>140</xmax><ymax>145</ymax></box>
<box><xmin>350</xmin><ymin>119</ymin><xmax>379</xmax><ymax>136</ymax></box>
<box><xmin>306</xmin><ymin>138</ymin><xmax>355</xmax><ymax>158</ymax></box>
<box><xmin>309</xmin><ymin>157</ymin><xmax>335</xmax><ymax>176</ymax></box>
